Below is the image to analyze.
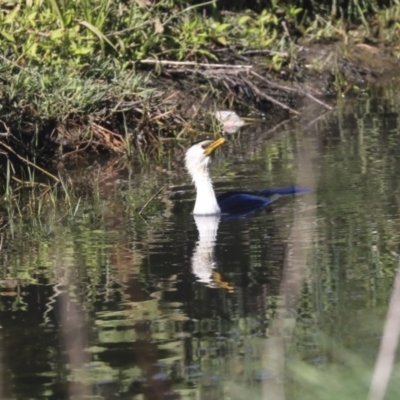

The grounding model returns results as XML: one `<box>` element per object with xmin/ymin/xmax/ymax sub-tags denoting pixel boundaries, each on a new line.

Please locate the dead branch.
<box><xmin>251</xmin><ymin>70</ymin><xmax>333</xmax><ymax>110</ymax></box>
<box><xmin>139</xmin><ymin>59</ymin><xmax>252</xmax><ymax>70</ymax></box>
<box><xmin>294</xmin><ymin>84</ymin><xmax>333</xmax><ymax>110</ymax></box>
<box><xmin>91</xmin><ymin>123</ymin><xmax>126</xmax><ymax>152</ymax></box>
<box><xmin>0</xmin><ymin>141</ymin><xmax>59</xmax><ymax>182</ymax></box>
<box><xmin>243</xmin><ymin>78</ymin><xmax>300</xmax><ymax>115</ymax></box>
<box><xmin>241</xmin><ymin>49</ymin><xmax>289</xmax><ymax>57</ymax></box>
<box><xmin>250</xmin><ymin>70</ymin><xmax>297</xmax><ymax>93</ymax></box>
<box><xmin>138</xmin><ymin>184</ymin><xmax>167</xmax><ymax>215</ymax></box>
<box><xmin>164</xmin><ymin>68</ymin><xmax>247</xmax><ymax>76</ymax></box>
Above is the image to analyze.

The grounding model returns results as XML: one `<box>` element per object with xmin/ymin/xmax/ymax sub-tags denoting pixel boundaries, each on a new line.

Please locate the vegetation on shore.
<box><xmin>0</xmin><ymin>0</ymin><xmax>400</xmax><ymax>186</ymax></box>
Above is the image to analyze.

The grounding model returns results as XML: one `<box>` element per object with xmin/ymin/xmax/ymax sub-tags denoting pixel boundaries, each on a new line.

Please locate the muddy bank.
<box><xmin>0</xmin><ymin>41</ymin><xmax>398</xmax><ymax>183</ymax></box>
<box><xmin>157</xmin><ymin>41</ymin><xmax>397</xmax><ymax>120</ymax></box>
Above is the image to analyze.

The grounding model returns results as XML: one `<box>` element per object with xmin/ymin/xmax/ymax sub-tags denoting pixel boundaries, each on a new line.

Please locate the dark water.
<box><xmin>1</xmin><ymin>85</ymin><xmax>400</xmax><ymax>399</ymax></box>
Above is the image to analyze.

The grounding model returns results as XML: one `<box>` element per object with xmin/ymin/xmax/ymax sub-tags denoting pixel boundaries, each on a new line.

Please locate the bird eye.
<box><xmin>201</xmin><ymin>143</ymin><xmax>209</xmax><ymax>149</ymax></box>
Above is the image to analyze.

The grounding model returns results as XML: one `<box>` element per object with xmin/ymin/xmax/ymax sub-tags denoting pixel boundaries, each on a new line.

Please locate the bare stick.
<box><xmin>138</xmin><ymin>184</ymin><xmax>167</xmax><ymax>215</ymax></box>
<box><xmin>251</xmin><ymin>70</ymin><xmax>333</xmax><ymax>110</ymax></box>
<box><xmin>164</xmin><ymin>68</ymin><xmax>246</xmax><ymax>76</ymax></box>
<box><xmin>60</xmin><ymin>140</ymin><xmax>94</xmax><ymax>160</ymax></box>
<box><xmin>0</xmin><ymin>54</ymin><xmax>36</xmax><ymax>76</ymax></box>
<box><xmin>303</xmin><ymin>109</ymin><xmax>334</xmax><ymax>130</ymax></box>
<box><xmin>250</xmin><ymin>70</ymin><xmax>297</xmax><ymax>93</ymax></box>
<box><xmin>139</xmin><ymin>59</ymin><xmax>252</xmax><ymax>70</ymax></box>
<box><xmin>11</xmin><ymin>176</ymin><xmax>51</xmax><ymax>188</ymax></box>
<box><xmin>296</xmin><ymin>85</ymin><xmax>333</xmax><ymax>110</ymax></box>
<box><xmin>264</xmin><ymin>115</ymin><xmax>298</xmax><ymax>136</ymax></box>
<box><xmin>243</xmin><ymin>78</ymin><xmax>300</xmax><ymax>115</ymax></box>
<box><xmin>0</xmin><ymin>142</ymin><xmax>60</xmax><ymax>182</ymax></box>
<box><xmin>105</xmin><ymin>21</ymin><xmax>152</xmax><ymax>37</ymax></box>
<box><xmin>241</xmin><ymin>49</ymin><xmax>288</xmax><ymax>57</ymax></box>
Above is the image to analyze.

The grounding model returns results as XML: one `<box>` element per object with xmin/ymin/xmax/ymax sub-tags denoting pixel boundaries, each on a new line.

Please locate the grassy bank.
<box><xmin>1</xmin><ymin>0</ymin><xmax>400</xmax><ymax>187</ymax></box>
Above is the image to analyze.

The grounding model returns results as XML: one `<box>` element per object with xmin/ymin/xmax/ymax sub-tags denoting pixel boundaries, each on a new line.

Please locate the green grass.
<box><xmin>0</xmin><ymin>0</ymin><xmax>292</xmax><ymax>65</ymax></box>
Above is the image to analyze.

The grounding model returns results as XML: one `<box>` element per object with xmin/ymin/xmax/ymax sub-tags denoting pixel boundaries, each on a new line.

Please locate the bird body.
<box><xmin>185</xmin><ymin>138</ymin><xmax>309</xmax><ymax>217</ymax></box>
<box><xmin>217</xmin><ymin>191</ymin><xmax>279</xmax><ymax>215</ymax></box>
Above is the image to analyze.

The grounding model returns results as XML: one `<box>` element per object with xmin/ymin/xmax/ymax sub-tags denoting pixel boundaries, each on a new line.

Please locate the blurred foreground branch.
<box><xmin>262</xmin><ymin>133</ymin><xmax>318</xmax><ymax>399</ymax></box>
<box><xmin>368</xmin><ymin>259</ymin><xmax>400</xmax><ymax>400</ymax></box>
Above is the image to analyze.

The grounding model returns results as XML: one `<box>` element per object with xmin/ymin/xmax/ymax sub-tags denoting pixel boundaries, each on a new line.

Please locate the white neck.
<box><xmin>192</xmin><ymin>171</ymin><xmax>221</xmax><ymax>215</ymax></box>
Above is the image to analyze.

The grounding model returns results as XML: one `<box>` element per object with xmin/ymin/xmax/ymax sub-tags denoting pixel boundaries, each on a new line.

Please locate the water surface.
<box><xmin>1</xmin><ymin>84</ymin><xmax>400</xmax><ymax>399</ymax></box>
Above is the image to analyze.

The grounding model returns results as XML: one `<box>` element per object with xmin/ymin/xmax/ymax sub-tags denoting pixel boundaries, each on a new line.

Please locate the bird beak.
<box><xmin>204</xmin><ymin>138</ymin><xmax>226</xmax><ymax>156</ymax></box>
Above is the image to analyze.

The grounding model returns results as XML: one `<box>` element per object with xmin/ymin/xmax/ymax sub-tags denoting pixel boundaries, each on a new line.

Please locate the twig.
<box><xmin>302</xmin><ymin>109</ymin><xmax>334</xmax><ymax>130</ymax></box>
<box><xmin>243</xmin><ymin>78</ymin><xmax>299</xmax><ymax>115</ymax></box>
<box><xmin>251</xmin><ymin>70</ymin><xmax>333</xmax><ymax>110</ymax></box>
<box><xmin>164</xmin><ymin>68</ymin><xmax>246</xmax><ymax>76</ymax></box>
<box><xmin>60</xmin><ymin>140</ymin><xmax>94</xmax><ymax>160</ymax></box>
<box><xmin>149</xmin><ymin>110</ymin><xmax>174</xmax><ymax>122</ymax></box>
<box><xmin>27</xmin><ymin>29</ymin><xmax>51</xmax><ymax>37</ymax></box>
<box><xmin>250</xmin><ymin>70</ymin><xmax>297</xmax><ymax>93</ymax></box>
<box><xmin>0</xmin><ymin>54</ymin><xmax>36</xmax><ymax>76</ymax></box>
<box><xmin>264</xmin><ymin>116</ymin><xmax>298</xmax><ymax>136</ymax></box>
<box><xmin>138</xmin><ymin>184</ymin><xmax>167</xmax><ymax>215</ymax></box>
<box><xmin>0</xmin><ymin>221</ymin><xmax>10</xmax><ymax>232</ymax></box>
<box><xmin>91</xmin><ymin>122</ymin><xmax>126</xmax><ymax>152</ymax></box>
<box><xmin>241</xmin><ymin>49</ymin><xmax>288</xmax><ymax>57</ymax></box>
<box><xmin>295</xmin><ymin>84</ymin><xmax>333</xmax><ymax>110</ymax></box>
<box><xmin>0</xmin><ymin>142</ymin><xmax>59</xmax><ymax>182</ymax></box>
<box><xmin>0</xmin><ymin>120</ymin><xmax>10</xmax><ymax>136</ymax></box>
<box><xmin>139</xmin><ymin>59</ymin><xmax>252</xmax><ymax>69</ymax></box>
<box><xmin>11</xmin><ymin>176</ymin><xmax>51</xmax><ymax>188</ymax></box>
<box><xmin>303</xmin><ymin>91</ymin><xmax>333</xmax><ymax>110</ymax></box>
<box><xmin>105</xmin><ymin>21</ymin><xmax>152</xmax><ymax>37</ymax></box>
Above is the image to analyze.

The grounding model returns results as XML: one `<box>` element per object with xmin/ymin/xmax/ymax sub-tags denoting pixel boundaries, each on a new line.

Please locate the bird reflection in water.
<box><xmin>191</xmin><ymin>215</ymin><xmax>233</xmax><ymax>291</ymax></box>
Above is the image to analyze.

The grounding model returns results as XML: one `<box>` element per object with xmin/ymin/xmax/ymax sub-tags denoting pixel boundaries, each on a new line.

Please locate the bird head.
<box><xmin>185</xmin><ymin>138</ymin><xmax>225</xmax><ymax>179</ymax></box>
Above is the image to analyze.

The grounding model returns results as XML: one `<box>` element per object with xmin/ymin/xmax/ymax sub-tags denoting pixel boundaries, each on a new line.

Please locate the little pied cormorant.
<box><xmin>185</xmin><ymin>137</ymin><xmax>309</xmax><ymax>217</ymax></box>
